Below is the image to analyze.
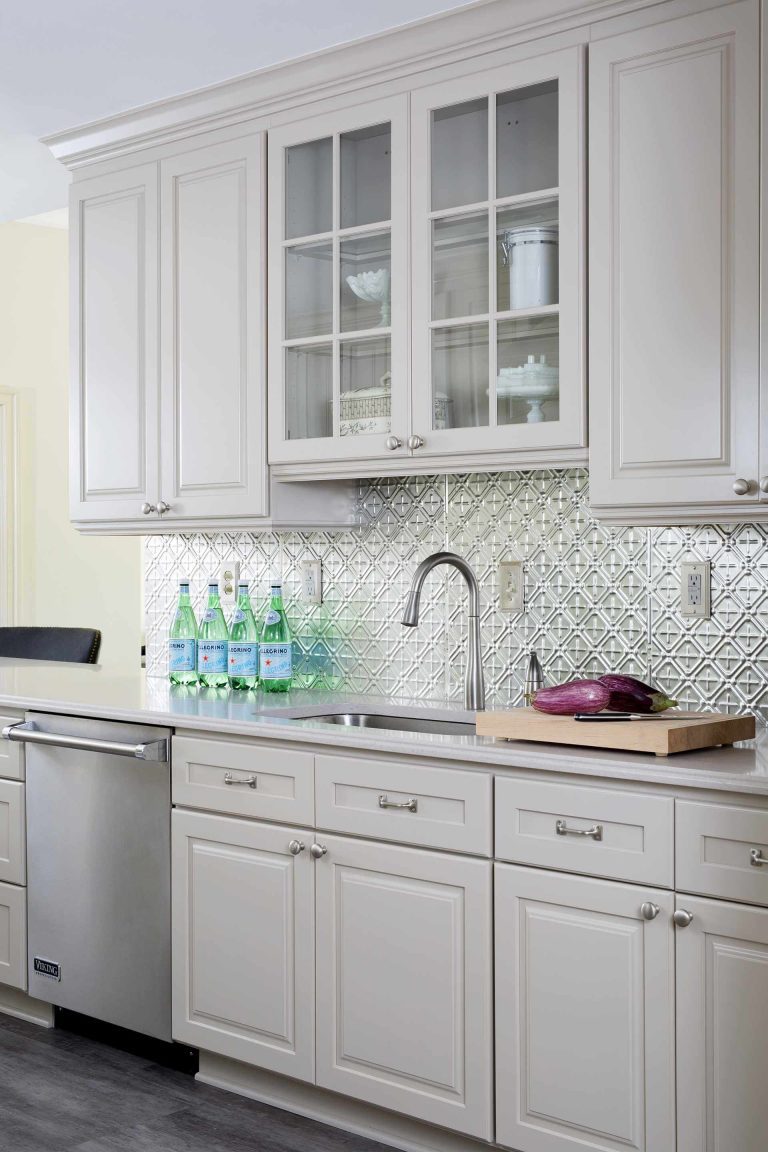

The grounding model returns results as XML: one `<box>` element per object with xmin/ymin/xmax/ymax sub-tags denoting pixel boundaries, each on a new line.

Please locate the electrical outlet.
<box><xmin>680</xmin><ymin>561</ymin><xmax>711</xmax><ymax>619</ymax></box>
<box><xmin>301</xmin><ymin>559</ymin><xmax>322</xmax><ymax>605</ymax></box>
<box><xmin>499</xmin><ymin>561</ymin><xmax>524</xmax><ymax>612</ymax></box>
<box><xmin>218</xmin><ymin>561</ymin><xmax>240</xmax><ymax>606</ymax></box>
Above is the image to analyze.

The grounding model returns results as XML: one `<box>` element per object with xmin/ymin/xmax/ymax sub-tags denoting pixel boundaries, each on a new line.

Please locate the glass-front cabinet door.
<box><xmin>268</xmin><ymin>97</ymin><xmax>409</xmax><ymax>467</ymax></box>
<box><xmin>410</xmin><ymin>47</ymin><xmax>585</xmax><ymax>463</ymax></box>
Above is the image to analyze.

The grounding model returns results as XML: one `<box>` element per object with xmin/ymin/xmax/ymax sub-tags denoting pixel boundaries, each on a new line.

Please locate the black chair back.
<box><xmin>0</xmin><ymin>627</ymin><xmax>101</xmax><ymax>664</ymax></box>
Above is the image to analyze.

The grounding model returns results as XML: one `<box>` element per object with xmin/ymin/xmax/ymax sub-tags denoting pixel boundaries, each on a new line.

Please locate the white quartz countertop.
<box><xmin>0</xmin><ymin>660</ymin><xmax>766</xmax><ymax>795</ymax></box>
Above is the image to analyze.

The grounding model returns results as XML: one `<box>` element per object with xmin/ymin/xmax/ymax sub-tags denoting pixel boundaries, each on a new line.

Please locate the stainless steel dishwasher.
<box><xmin>3</xmin><ymin>712</ymin><xmax>172</xmax><ymax>1041</ymax></box>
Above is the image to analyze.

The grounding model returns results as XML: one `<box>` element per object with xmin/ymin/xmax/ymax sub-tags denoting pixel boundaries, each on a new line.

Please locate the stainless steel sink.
<box><xmin>291</xmin><ymin>712</ymin><xmax>476</xmax><ymax>736</ymax></box>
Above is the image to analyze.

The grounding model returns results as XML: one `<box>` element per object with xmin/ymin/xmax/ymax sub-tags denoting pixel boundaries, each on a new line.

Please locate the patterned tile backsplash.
<box><xmin>144</xmin><ymin>469</ymin><xmax>768</xmax><ymax>718</ymax></box>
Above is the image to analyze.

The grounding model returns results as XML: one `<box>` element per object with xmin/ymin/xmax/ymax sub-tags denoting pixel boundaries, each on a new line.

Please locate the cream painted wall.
<box><xmin>0</xmin><ymin>221</ymin><xmax>143</xmax><ymax>673</ymax></box>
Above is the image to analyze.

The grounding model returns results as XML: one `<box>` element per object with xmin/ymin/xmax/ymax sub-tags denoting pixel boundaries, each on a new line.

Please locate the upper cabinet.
<box><xmin>588</xmin><ymin>0</ymin><xmax>761</xmax><ymax>523</ymax></box>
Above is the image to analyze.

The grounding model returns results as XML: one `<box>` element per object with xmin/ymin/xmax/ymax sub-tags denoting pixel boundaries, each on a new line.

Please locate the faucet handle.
<box><xmin>524</xmin><ymin>651</ymin><xmax>544</xmax><ymax>705</ymax></box>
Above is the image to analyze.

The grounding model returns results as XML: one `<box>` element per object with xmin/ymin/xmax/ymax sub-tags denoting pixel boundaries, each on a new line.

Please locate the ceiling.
<box><xmin>0</xmin><ymin>0</ymin><xmax>472</xmax><ymax>224</ymax></box>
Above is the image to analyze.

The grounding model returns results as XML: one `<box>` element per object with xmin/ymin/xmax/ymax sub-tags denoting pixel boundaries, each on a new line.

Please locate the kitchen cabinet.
<box><xmin>171</xmin><ymin>809</ymin><xmax>315</xmax><ymax>1082</ymax></box>
<box><xmin>588</xmin><ymin>0</ymin><xmax>761</xmax><ymax>523</ymax></box>
<box><xmin>675</xmin><ymin>894</ymin><xmax>768</xmax><ymax>1152</ymax></box>
<box><xmin>495</xmin><ymin>864</ymin><xmax>675</xmax><ymax>1152</ymax></box>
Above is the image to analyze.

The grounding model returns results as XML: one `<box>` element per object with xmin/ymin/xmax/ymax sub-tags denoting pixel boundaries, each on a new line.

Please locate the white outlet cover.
<box><xmin>680</xmin><ymin>560</ymin><xmax>711</xmax><ymax>619</ymax></box>
<box><xmin>301</xmin><ymin>559</ymin><xmax>322</xmax><ymax>605</ymax></box>
<box><xmin>499</xmin><ymin>561</ymin><xmax>524</xmax><ymax>612</ymax></box>
<box><xmin>218</xmin><ymin>560</ymin><xmax>241</xmax><ymax>606</ymax></box>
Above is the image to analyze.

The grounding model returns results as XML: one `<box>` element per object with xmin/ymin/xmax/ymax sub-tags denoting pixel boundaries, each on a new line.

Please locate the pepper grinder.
<box><xmin>523</xmin><ymin>651</ymin><xmax>544</xmax><ymax>705</ymax></box>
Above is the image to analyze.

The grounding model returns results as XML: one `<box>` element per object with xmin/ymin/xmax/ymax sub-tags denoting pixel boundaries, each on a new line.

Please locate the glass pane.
<box><xmin>432</xmin><ymin>324</ymin><xmax>489</xmax><ymax>429</ymax></box>
<box><xmin>432</xmin><ymin>212</ymin><xmax>488</xmax><ymax>321</ymax></box>
<box><xmin>496</xmin><ymin>82</ymin><xmax>558</xmax><ymax>199</ymax></box>
<box><xmin>431</xmin><ymin>99</ymin><xmax>488</xmax><ymax>212</ymax></box>
<box><xmin>497</xmin><ymin>199</ymin><xmax>559</xmax><ymax>313</ymax></box>
<box><xmin>497</xmin><ymin>316</ymin><xmax>559</xmax><ymax>425</ymax></box>
<box><xmin>285</xmin><ymin>138</ymin><xmax>332</xmax><ymax>239</ymax></box>
<box><xmin>285</xmin><ymin>242</ymin><xmax>332</xmax><ymax>339</ymax></box>
<box><xmin>340</xmin><ymin>336</ymin><xmax>391</xmax><ymax>437</ymax></box>
<box><xmin>285</xmin><ymin>344</ymin><xmax>333</xmax><ymax>440</ymax></box>
<box><xmin>341</xmin><ymin>123</ymin><xmax>391</xmax><ymax>229</ymax></box>
<box><xmin>341</xmin><ymin>233</ymin><xmax>391</xmax><ymax>332</ymax></box>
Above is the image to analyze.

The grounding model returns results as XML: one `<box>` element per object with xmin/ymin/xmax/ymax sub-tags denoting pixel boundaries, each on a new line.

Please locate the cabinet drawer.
<box><xmin>0</xmin><ymin>780</ymin><xmax>25</xmax><ymax>886</ymax></box>
<box><xmin>0</xmin><ymin>716</ymin><xmax>24</xmax><ymax>780</ymax></box>
<box><xmin>172</xmin><ymin>736</ymin><xmax>314</xmax><ymax>824</ymax></box>
<box><xmin>677</xmin><ymin>800</ymin><xmax>768</xmax><ymax>905</ymax></box>
<box><xmin>495</xmin><ymin>778</ymin><xmax>673</xmax><ymax>886</ymax></box>
<box><xmin>315</xmin><ymin>755</ymin><xmax>492</xmax><ymax>855</ymax></box>
<box><xmin>0</xmin><ymin>882</ymin><xmax>26</xmax><ymax>990</ymax></box>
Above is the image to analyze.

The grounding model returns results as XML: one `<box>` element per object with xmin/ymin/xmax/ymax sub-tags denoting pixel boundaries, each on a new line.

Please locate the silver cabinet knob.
<box><xmin>750</xmin><ymin>848</ymin><xmax>767</xmax><ymax>867</ymax></box>
<box><xmin>310</xmin><ymin>843</ymin><xmax>327</xmax><ymax>860</ymax></box>
<box><xmin>673</xmin><ymin>909</ymin><xmax>694</xmax><ymax>928</ymax></box>
<box><xmin>157</xmin><ymin>501</ymin><xmax>171</xmax><ymax>515</ymax></box>
<box><xmin>760</xmin><ymin>478</ymin><xmax>768</xmax><ymax>494</ymax></box>
<box><xmin>408</xmin><ymin>435</ymin><xmax>425</xmax><ymax>450</ymax></box>
<box><xmin>141</xmin><ymin>503</ymin><xmax>156</xmax><ymax>515</ymax></box>
<box><xmin>640</xmin><ymin>902</ymin><xmax>660</xmax><ymax>920</ymax></box>
<box><xmin>288</xmin><ymin>840</ymin><xmax>305</xmax><ymax>856</ymax></box>
<box><xmin>733</xmin><ymin>478</ymin><xmax>751</xmax><ymax>495</ymax></box>
<box><xmin>385</xmin><ymin>435</ymin><xmax>402</xmax><ymax>451</ymax></box>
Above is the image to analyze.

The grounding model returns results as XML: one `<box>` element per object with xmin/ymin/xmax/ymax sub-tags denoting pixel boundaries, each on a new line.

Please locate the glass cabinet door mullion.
<box><xmin>331</xmin><ymin>338</ymin><xmax>340</xmax><ymax>439</ymax></box>
<box><xmin>427</xmin><ymin>199</ymin><xmax>490</xmax><ymax>223</ymax></box>
<box><xmin>493</xmin><ymin>187</ymin><xmax>559</xmax><ymax>212</ymax></box>
<box><xmin>487</xmin><ymin>94</ymin><xmax>498</xmax><ymax>429</ymax></box>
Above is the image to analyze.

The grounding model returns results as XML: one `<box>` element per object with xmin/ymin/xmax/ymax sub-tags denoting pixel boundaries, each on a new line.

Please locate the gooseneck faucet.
<box><xmin>401</xmin><ymin>551</ymin><xmax>486</xmax><ymax>711</ymax></box>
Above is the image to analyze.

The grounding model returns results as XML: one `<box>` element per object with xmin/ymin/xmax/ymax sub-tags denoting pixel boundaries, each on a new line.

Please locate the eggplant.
<box><xmin>599</xmin><ymin>674</ymin><xmax>677</xmax><ymax>713</ymax></box>
<box><xmin>532</xmin><ymin>680</ymin><xmax>610</xmax><ymax>715</ymax></box>
<box><xmin>599</xmin><ymin>673</ymin><xmax>658</xmax><ymax>696</ymax></box>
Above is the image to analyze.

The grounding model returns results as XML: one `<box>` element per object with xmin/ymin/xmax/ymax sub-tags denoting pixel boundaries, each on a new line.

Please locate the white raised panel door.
<box><xmin>171</xmin><ymin>809</ymin><xmax>314</xmax><ymax>1082</ymax></box>
<box><xmin>160</xmin><ymin>134</ymin><xmax>267</xmax><ymax>520</ymax></box>
<box><xmin>70</xmin><ymin>164</ymin><xmax>159</xmax><ymax>523</ymax></box>
<box><xmin>495</xmin><ymin>864</ymin><xmax>675</xmax><ymax>1152</ymax></box>
<box><xmin>410</xmin><ymin>46</ymin><xmax>585</xmax><ymax>464</ymax></box>
<box><xmin>314</xmin><ymin>834</ymin><xmax>492</xmax><ymax>1138</ymax></box>
<box><xmin>676</xmin><ymin>894</ymin><xmax>768</xmax><ymax>1152</ymax></box>
<box><xmin>589</xmin><ymin>2</ymin><xmax>760</xmax><ymax>514</ymax></box>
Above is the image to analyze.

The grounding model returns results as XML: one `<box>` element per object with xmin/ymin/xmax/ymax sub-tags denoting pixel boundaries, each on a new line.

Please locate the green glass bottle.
<box><xmin>228</xmin><ymin>581</ymin><xmax>259</xmax><ymax>690</ymax></box>
<box><xmin>197</xmin><ymin>580</ymin><xmax>229</xmax><ymax>687</ymax></box>
<box><xmin>259</xmin><ymin>581</ymin><xmax>293</xmax><ymax>693</ymax></box>
<box><xmin>168</xmin><ymin>578</ymin><xmax>198</xmax><ymax>686</ymax></box>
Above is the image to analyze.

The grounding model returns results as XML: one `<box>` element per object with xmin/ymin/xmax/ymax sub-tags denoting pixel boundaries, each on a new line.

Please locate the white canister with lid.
<box><xmin>500</xmin><ymin>225</ymin><xmax>558</xmax><ymax>310</ymax></box>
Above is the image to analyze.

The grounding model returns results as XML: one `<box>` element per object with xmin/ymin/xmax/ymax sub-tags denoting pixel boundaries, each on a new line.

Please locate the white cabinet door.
<box><xmin>70</xmin><ymin>164</ymin><xmax>159</xmax><ymax>524</ymax></box>
<box><xmin>172</xmin><ymin>809</ymin><xmax>314</xmax><ymax>1082</ymax></box>
<box><xmin>315</xmin><ymin>834</ymin><xmax>492</xmax><ymax>1138</ymax></box>
<box><xmin>589</xmin><ymin>1</ymin><xmax>760</xmax><ymax>518</ymax></box>
<box><xmin>0</xmin><ymin>881</ymin><xmax>26</xmax><ymax>991</ymax></box>
<box><xmin>495</xmin><ymin>864</ymin><xmax>675</xmax><ymax>1152</ymax></box>
<box><xmin>160</xmin><ymin>134</ymin><xmax>267</xmax><ymax>521</ymax></box>
<box><xmin>676</xmin><ymin>894</ymin><xmax>768</xmax><ymax>1152</ymax></box>
<box><xmin>410</xmin><ymin>45</ymin><xmax>585</xmax><ymax>467</ymax></box>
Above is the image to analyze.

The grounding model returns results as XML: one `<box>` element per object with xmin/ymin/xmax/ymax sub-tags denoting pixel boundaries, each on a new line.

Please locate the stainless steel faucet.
<box><xmin>401</xmin><ymin>551</ymin><xmax>486</xmax><ymax>711</ymax></box>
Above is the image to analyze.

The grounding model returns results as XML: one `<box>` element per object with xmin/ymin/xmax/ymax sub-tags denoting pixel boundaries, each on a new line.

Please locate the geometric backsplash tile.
<box><xmin>144</xmin><ymin>468</ymin><xmax>768</xmax><ymax>721</ymax></box>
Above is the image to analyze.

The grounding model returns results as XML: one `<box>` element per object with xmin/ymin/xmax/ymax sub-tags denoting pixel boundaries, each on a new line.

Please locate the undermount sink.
<box><xmin>290</xmin><ymin>712</ymin><xmax>476</xmax><ymax>736</ymax></box>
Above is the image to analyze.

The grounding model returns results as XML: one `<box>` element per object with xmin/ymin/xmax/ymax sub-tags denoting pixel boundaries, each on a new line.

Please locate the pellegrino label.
<box><xmin>197</xmin><ymin>640</ymin><xmax>227</xmax><ymax>674</ymax></box>
<box><xmin>169</xmin><ymin>638</ymin><xmax>196</xmax><ymax>672</ymax></box>
<box><xmin>260</xmin><ymin>643</ymin><xmax>292</xmax><ymax>680</ymax></box>
<box><xmin>228</xmin><ymin>642</ymin><xmax>258</xmax><ymax>677</ymax></box>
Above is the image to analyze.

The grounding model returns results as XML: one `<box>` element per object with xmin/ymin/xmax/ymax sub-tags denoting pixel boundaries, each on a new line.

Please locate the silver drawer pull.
<box><xmin>378</xmin><ymin>793</ymin><xmax>418</xmax><ymax>813</ymax></box>
<box><xmin>224</xmin><ymin>772</ymin><xmax>257</xmax><ymax>789</ymax></box>
<box><xmin>556</xmin><ymin>819</ymin><xmax>603</xmax><ymax>841</ymax></box>
<box><xmin>750</xmin><ymin>849</ymin><xmax>768</xmax><ymax>867</ymax></box>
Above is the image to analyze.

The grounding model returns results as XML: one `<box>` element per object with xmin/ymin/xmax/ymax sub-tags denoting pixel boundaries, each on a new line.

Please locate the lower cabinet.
<box><xmin>0</xmin><ymin>880</ymin><xmax>26</xmax><ymax>990</ymax></box>
<box><xmin>675</xmin><ymin>895</ymin><xmax>768</xmax><ymax>1152</ymax></box>
<box><xmin>495</xmin><ymin>864</ymin><xmax>675</xmax><ymax>1152</ymax></box>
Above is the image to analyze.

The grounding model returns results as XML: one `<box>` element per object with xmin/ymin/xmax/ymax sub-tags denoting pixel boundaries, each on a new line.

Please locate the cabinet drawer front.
<box><xmin>677</xmin><ymin>800</ymin><xmax>768</xmax><ymax>905</ymax></box>
<box><xmin>0</xmin><ymin>882</ymin><xmax>26</xmax><ymax>991</ymax></box>
<box><xmin>172</xmin><ymin>736</ymin><xmax>314</xmax><ymax>824</ymax></box>
<box><xmin>495</xmin><ymin>778</ymin><xmax>673</xmax><ymax>886</ymax></box>
<box><xmin>0</xmin><ymin>717</ymin><xmax>24</xmax><ymax>781</ymax></box>
<box><xmin>315</xmin><ymin>755</ymin><xmax>492</xmax><ymax>855</ymax></box>
<box><xmin>0</xmin><ymin>780</ymin><xmax>25</xmax><ymax>886</ymax></box>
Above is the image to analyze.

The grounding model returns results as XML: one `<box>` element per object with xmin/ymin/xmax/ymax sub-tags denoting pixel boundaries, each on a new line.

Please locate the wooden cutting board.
<box><xmin>475</xmin><ymin>708</ymin><xmax>755</xmax><ymax>756</ymax></box>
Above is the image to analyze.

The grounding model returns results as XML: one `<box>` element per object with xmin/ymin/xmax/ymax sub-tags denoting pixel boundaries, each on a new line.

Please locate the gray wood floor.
<box><xmin>0</xmin><ymin>1014</ymin><xmax>392</xmax><ymax>1151</ymax></box>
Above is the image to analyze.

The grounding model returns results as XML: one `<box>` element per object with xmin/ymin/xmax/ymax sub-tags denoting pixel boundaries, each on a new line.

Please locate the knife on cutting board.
<box><xmin>573</xmin><ymin>712</ymin><xmax>707</xmax><ymax>722</ymax></box>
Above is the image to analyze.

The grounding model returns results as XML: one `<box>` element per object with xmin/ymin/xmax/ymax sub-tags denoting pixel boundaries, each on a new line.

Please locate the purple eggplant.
<box><xmin>533</xmin><ymin>680</ymin><xmax>610</xmax><ymax>715</ymax></box>
<box><xmin>599</xmin><ymin>674</ymin><xmax>677</xmax><ymax>713</ymax></box>
<box><xmin>599</xmin><ymin>674</ymin><xmax>658</xmax><ymax>696</ymax></box>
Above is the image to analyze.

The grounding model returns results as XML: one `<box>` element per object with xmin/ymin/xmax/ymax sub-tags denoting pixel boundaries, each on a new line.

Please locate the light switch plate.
<box><xmin>499</xmin><ymin>561</ymin><xmax>524</xmax><ymax>612</ymax></box>
<box><xmin>680</xmin><ymin>561</ymin><xmax>710</xmax><ymax>619</ymax></box>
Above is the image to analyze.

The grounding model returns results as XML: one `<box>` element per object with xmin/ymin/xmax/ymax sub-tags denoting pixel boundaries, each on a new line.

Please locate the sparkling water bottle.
<box><xmin>168</xmin><ymin>578</ymin><xmax>198</xmax><ymax>686</ymax></box>
<box><xmin>197</xmin><ymin>580</ymin><xmax>229</xmax><ymax>687</ymax></box>
<box><xmin>228</xmin><ymin>581</ymin><xmax>259</xmax><ymax>690</ymax></box>
<box><xmin>259</xmin><ymin>581</ymin><xmax>293</xmax><ymax>693</ymax></box>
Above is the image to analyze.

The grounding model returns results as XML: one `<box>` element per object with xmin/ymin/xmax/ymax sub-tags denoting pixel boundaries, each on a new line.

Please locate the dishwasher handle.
<box><xmin>1</xmin><ymin>721</ymin><xmax>168</xmax><ymax>762</ymax></box>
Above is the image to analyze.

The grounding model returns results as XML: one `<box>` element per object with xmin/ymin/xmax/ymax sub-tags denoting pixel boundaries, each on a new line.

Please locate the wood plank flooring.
<box><xmin>0</xmin><ymin>1014</ymin><xmax>392</xmax><ymax>1151</ymax></box>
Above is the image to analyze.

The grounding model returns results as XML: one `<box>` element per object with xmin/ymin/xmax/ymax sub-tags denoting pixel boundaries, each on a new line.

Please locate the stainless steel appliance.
<box><xmin>3</xmin><ymin>712</ymin><xmax>172</xmax><ymax>1041</ymax></box>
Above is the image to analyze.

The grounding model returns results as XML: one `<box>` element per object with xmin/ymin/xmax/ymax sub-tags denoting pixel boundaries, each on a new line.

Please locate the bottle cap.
<box><xmin>179</xmin><ymin>577</ymin><xmax>191</xmax><ymax>586</ymax></box>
